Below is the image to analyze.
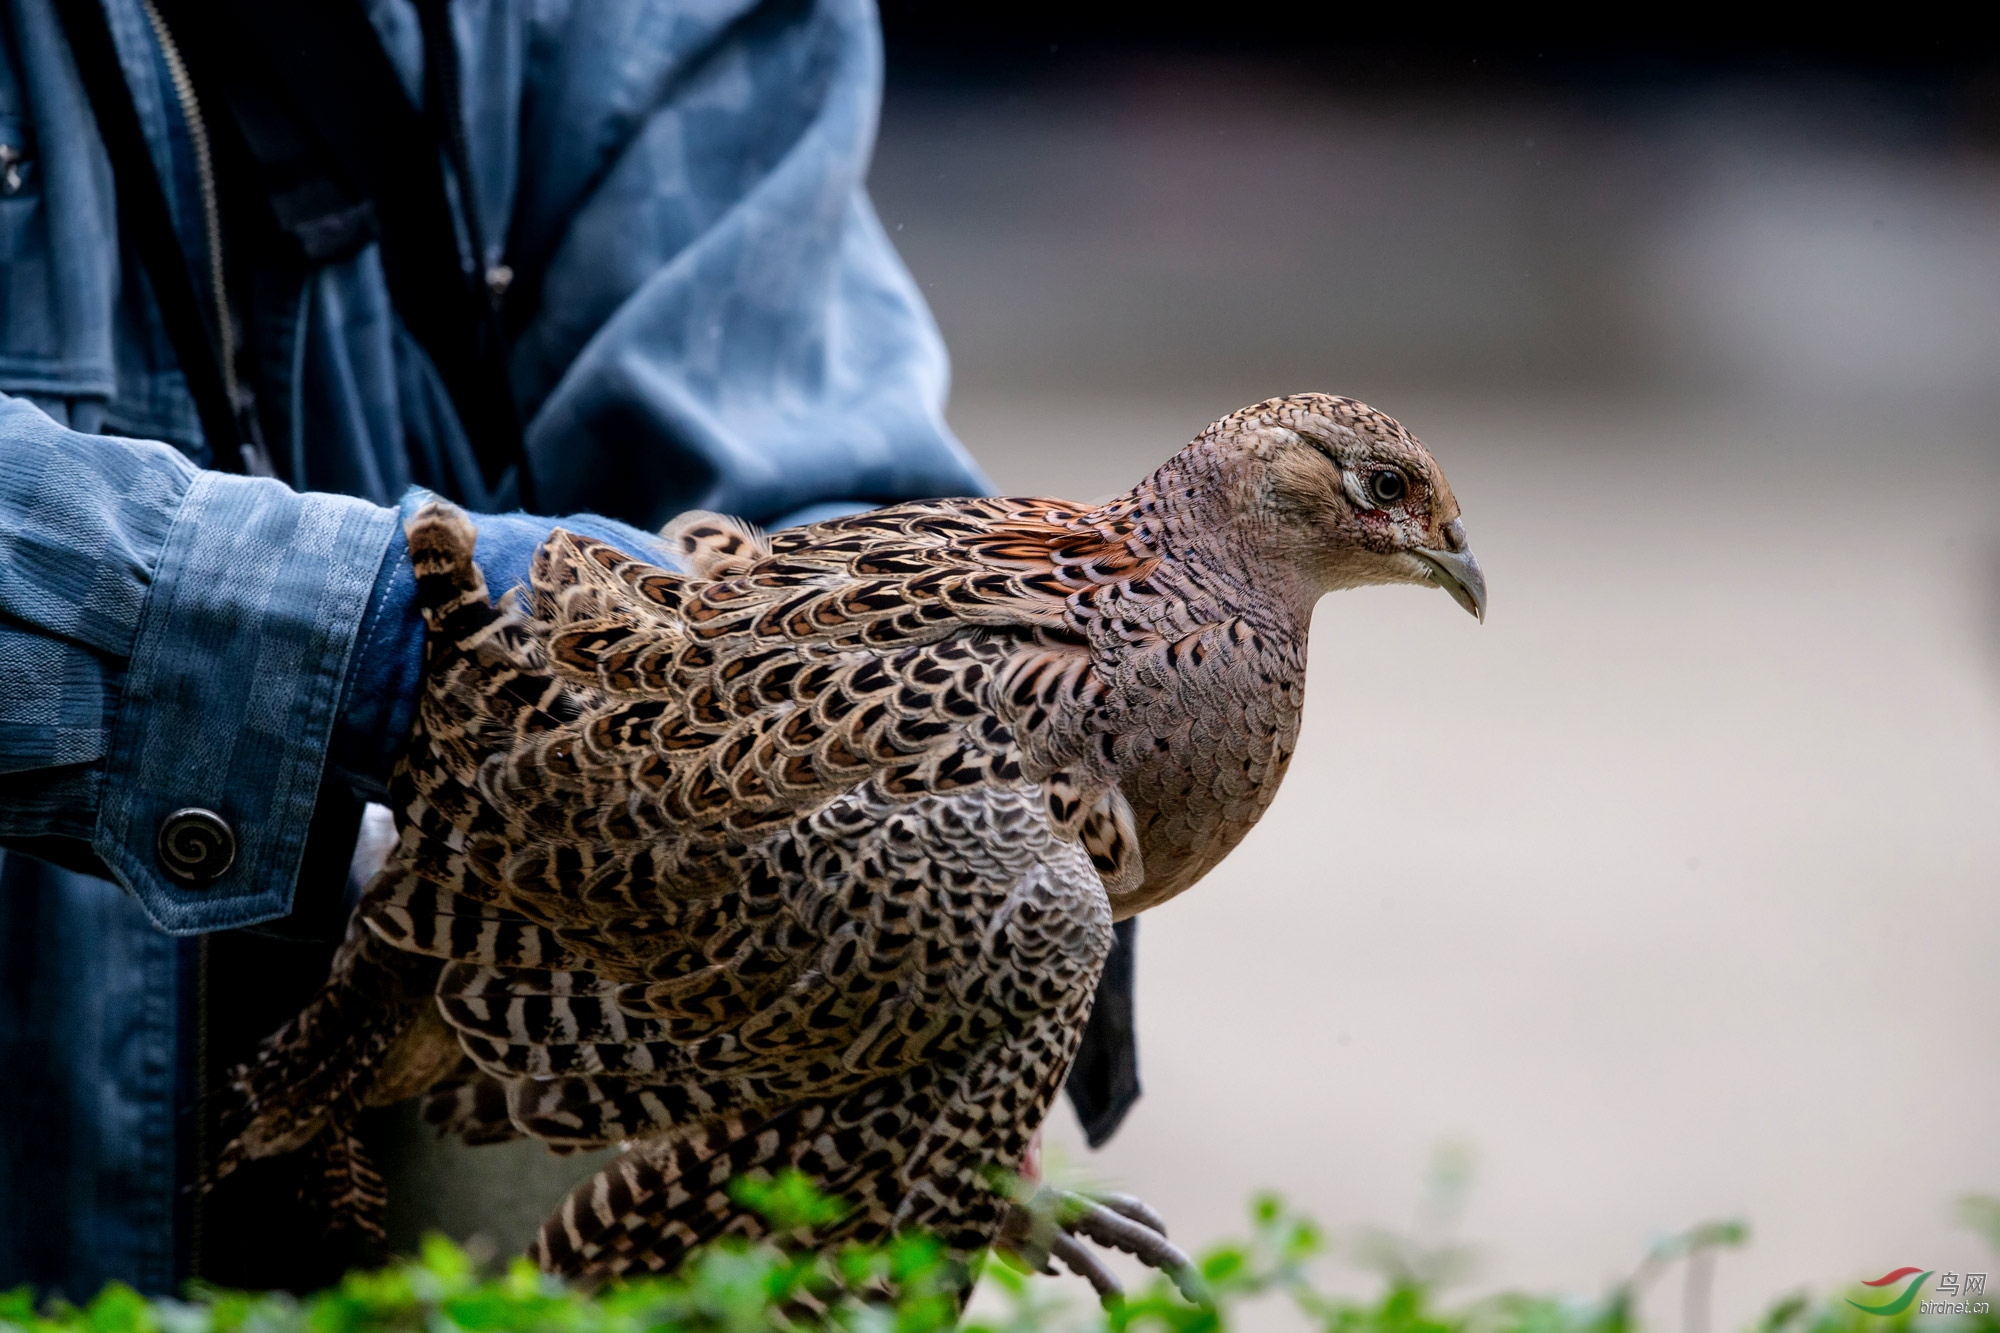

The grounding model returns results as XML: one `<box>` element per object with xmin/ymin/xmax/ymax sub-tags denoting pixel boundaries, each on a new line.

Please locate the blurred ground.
<box><xmin>392</xmin><ymin>51</ymin><xmax>2000</xmax><ymax>1330</ymax></box>
<box><xmin>873</xmin><ymin>57</ymin><xmax>2000</xmax><ymax>1328</ymax></box>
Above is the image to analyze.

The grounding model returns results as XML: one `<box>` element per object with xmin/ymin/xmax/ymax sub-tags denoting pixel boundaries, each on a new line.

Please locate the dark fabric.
<box><xmin>150</xmin><ymin>0</ymin><xmax>528</xmax><ymax>493</ymax></box>
<box><xmin>0</xmin><ymin>0</ymin><xmax>1140</xmax><ymax>1296</ymax></box>
<box><xmin>46</xmin><ymin>0</ymin><xmax>241</xmax><ymax>463</ymax></box>
<box><xmin>0</xmin><ymin>855</ymin><xmax>181</xmax><ymax>1299</ymax></box>
<box><xmin>1065</xmin><ymin>918</ymin><xmax>1140</xmax><ymax>1148</ymax></box>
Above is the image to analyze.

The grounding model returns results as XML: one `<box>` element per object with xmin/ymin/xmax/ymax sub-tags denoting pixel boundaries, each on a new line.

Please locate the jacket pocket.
<box><xmin>0</xmin><ymin>106</ymin><xmax>80</xmax><ymax>387</ymax></box>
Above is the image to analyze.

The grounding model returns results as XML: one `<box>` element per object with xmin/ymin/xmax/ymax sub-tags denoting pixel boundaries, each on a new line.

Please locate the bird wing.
<box><xmin>531</xmin><ymin>911</ymin><xmax>1103</xmax><ymax>1278</ymax></box>
<box><xmin>366</xmin><ymin>502</ymin><xmax>1122</xmax><ymax>1148</ymax></box>
<box><xmin>407</xmin><ymin>782</ymin><xmax>1109</xmax><ymax>1139</ymax></box>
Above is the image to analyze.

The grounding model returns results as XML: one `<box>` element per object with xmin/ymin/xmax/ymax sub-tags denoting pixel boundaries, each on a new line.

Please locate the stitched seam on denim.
<box><xmin>338</xmin><ymin>533</ymin><xmax>416</xmax><ymax>782</ymax></box>
<box><xmin>92</xmin><ymin>466</ymin><xmax>208</xmax><ymax>882</ymax></box>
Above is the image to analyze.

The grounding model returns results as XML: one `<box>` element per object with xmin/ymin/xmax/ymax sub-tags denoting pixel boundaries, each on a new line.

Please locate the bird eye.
<box><xmin>1367</xmin><ymin>469</ymin><xmax>1407</xmax><ymax>506</ymax></box>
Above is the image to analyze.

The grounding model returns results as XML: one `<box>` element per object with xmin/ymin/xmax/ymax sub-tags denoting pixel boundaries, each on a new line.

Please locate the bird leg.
<box><xmin>998</xmin><ymin>1185</ymin><xmax>1206</xmax><ymax>1308</ymax></box>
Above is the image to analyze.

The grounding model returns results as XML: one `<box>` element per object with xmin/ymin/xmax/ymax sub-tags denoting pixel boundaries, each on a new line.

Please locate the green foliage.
<box><xmin>6</xmin><ymin>1179</ymin><xmax>1999</xmax><ymax>1333</ymax></box>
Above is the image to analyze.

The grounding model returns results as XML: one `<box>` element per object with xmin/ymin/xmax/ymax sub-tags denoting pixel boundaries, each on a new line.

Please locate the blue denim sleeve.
<box><xmin>0</xmin><ymin>395</ymin><xmax>398</xmax><ymax>933</ymax></box>
<box><xmin>499</xmin><ymin>0</ymin><xmax>991</xmax><ymax>530</ymax></box>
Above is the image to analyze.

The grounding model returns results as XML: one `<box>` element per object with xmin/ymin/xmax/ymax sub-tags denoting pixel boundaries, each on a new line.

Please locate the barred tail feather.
<box><xmin>530</xmin><ymin>1118</ymin><xmax>774</xmax><ymax>1281</ymax></box>
<box><xmin>311</xmin><ymin>1123</ymin><xmax>391</xmax><ymax>1245</ymax></box>
<box><xmin>214</xmin><ymin>918</ymin><xmax>443</xmax><ymax>1175</ymax></box>
<box><xmin>420</xmin><ymin>1060</ymin><xmax>525</xmax><ymax>1146</ymax></box>
<box><xmin>527</xmin><ymin>1059</ymin><xmax>998</xmax><ymax>1285</ymax></box>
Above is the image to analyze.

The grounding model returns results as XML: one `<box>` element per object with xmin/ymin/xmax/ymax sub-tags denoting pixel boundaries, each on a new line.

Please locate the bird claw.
<box><xmin>999</xmin><ymin>1187</ymin><xmax>1207</xmax><ymax>1309</ymax></box>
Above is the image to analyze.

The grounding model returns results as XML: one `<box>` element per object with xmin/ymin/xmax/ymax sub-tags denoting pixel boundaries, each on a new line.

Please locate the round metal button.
<box><xmin>157</xmin><ymin>807</ymin><xmax>236</xmax><ymax>885</ymax></box>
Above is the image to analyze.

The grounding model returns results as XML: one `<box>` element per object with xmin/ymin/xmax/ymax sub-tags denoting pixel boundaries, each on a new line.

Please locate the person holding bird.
<box><xmin>0</xmin><ymin>0</ymin><xmax>1481</xmax><ymax>1305</ymax></box>
<box><xmin>216</xmin><ymin>393</ymin><xmax>1484</xmax><ymax>1300</ymax></box>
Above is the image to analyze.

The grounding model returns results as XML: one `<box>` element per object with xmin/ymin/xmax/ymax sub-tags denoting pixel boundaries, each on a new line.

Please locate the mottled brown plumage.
<box><xmin>216</xmin><ymin>393</ymin><xmax>1484</xmax><ymax>1292</ymax></box>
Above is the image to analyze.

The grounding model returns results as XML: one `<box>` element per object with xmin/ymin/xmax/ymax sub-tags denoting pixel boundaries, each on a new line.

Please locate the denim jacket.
<box><xmin>0</xmin><ymin>0</ymin><xmax>991</xmax><ymax>1295</ymax></box>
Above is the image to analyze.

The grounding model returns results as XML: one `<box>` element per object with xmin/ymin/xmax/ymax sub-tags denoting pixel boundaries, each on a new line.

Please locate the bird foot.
<box><xmin>999</xmin><ymin>1187</ymin><xmax>1206</xmax><ymax>1309</ymax></box>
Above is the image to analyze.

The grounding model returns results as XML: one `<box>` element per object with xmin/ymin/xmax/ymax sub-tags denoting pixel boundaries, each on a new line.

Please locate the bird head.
<box><xmin>1189</xmin><ymin>393</ymin><xmax>1486</xmax><ymax>621</ymax></box>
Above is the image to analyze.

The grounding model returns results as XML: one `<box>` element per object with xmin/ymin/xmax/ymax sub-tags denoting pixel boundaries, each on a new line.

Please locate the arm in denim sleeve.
<box><xmin>0</xmin><ymin>390</ymin><xmax>679</xmax><ymax>928</ymax></box>
<box><xmin>495</xmin><ymin>0</ymin><xmax>991</xmax><ymax>529</ymax></box>
<box><xmin>0</xmin><ymin>395</ymin><xmax>397</xmax><ymax>933</ymax></box>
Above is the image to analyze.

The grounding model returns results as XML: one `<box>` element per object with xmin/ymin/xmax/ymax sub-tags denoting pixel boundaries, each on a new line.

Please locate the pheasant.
<box><xmin>216</xmin><ymin>393</ymin><xmax>1485</xmax><ymax>1297</ymax></box>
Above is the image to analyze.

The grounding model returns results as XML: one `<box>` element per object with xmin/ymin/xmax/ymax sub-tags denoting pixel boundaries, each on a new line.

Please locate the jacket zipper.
<box><xmin>135</xmin><ymin>0</ymin><xmax>226</xmax><ymax>1273</ymax></box>
<box><xmin>136</xmin><ymin>0</ymin><xmax>268</xmax><ymax>473</ymax></box>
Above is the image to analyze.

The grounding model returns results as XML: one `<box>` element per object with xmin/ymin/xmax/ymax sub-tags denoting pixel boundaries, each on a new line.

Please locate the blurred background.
<box><xmin>874</xmin><ymin>12</ymin><xmax>2000</xmax><ymax>1328</ymax></box>
<box><xmin>389</xmin><ymin>16</ymin><xmax>2000</xmax><ymax>1328</ymax></box>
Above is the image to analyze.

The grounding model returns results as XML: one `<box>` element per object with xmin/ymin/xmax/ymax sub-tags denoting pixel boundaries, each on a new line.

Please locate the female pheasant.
<box><xmin>217</xmin><ymin>393</ymin><xmax>1485</xmax><ymax>1294</ymax></box>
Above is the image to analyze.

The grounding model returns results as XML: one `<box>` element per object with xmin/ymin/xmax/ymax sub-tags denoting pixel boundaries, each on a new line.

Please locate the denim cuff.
<box><xmin>93</xmin><ymin>471</ymin><xmax>398</xmax><ymax>933</ymax></box>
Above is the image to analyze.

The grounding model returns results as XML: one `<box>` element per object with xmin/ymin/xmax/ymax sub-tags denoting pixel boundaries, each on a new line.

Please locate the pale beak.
<box><xmin>1413</xmin><ymin>543</ymin><xmax>1487</xmax><ymax>622</ymax></box>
